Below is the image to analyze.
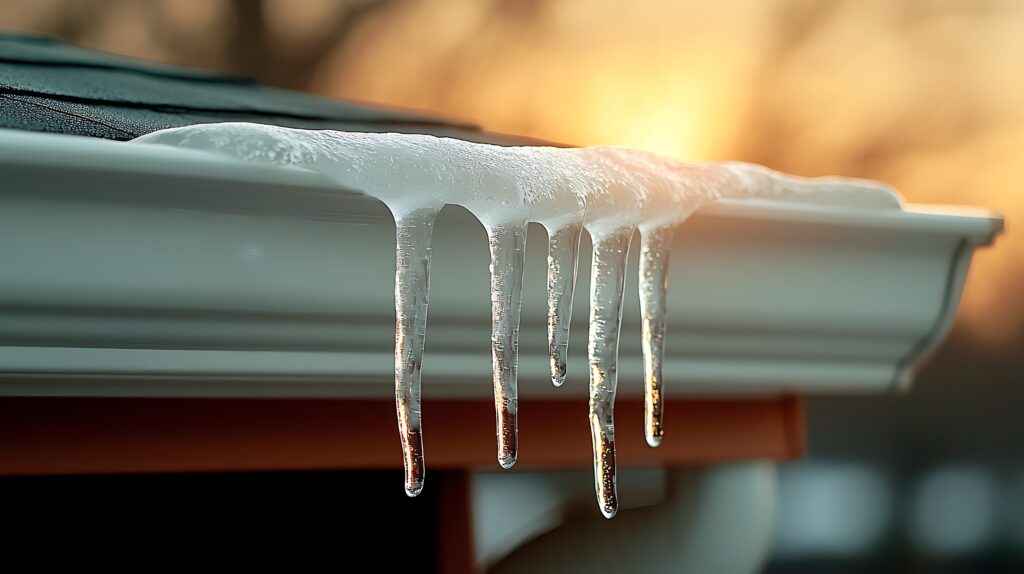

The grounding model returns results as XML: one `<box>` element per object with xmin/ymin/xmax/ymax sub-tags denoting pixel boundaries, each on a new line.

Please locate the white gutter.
<box><xmin>0</xmin><ymin>129</ymin><xmax>1002</xmax><ymax>398</ymax></box>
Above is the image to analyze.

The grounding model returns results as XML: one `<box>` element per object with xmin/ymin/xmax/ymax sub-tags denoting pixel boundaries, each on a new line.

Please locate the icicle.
<box><xmin>638</xmin><ymin>225</ymin><xmax>674</xmax><ymax>448</ymax></box>
<box><xmin>392</xmin><ymin>207</ymin><xmax>440</xmax><ymax>496</ymax></box>
<box><xmin>587</xmin><ymin>226</ymin><xmax>635</xmax><ymax>519</ymax></box>
<box><xmin>486</xmin><ymin>222</ymin><xmax>529</xmax><ymax>469</ymax></box>
<box><xmin>544</xmin><ymin>222</ymin><xmax>583</xmax><ymax>387</ymax></box>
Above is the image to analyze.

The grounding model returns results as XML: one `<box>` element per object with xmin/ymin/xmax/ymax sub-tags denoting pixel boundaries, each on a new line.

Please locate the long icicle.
<box><xmin>587</xmin><ymin>226</ymin><xmax>635</xmax><ymax>518</ymax></box>
<box><xmin>393</xmin><ymin>207</ymin><xmax>439</xmax><ymax>496</ymax></box>
<box><xmin>638</xmin><ymin>224</ymin><xmax>674</xmax><ymax>447</ymax></box>
<box><xmin>545</xmin><ymin>222</ymin><xmax>583</xmax><ymax>387</ymax></box>
<box><xmin>486</xmin><ymin>222</ymin><xmax>529</xmax><ymax>469</ymax></box>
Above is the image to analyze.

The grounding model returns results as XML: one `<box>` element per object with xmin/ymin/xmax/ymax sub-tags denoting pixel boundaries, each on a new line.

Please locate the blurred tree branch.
<box><xmin>735</xmin><ymin>0</ymin><xmax>844</xmax><ymax>171</ymax></box>
<box><xmin>738</xmin><ymin>0</ymin><xmax>998</xmax><ymax>178</ymax></box>
<box><xmin>225</xmin><ymin>0</ymin><xmax>400</xmax><ymax>90</ymax></box>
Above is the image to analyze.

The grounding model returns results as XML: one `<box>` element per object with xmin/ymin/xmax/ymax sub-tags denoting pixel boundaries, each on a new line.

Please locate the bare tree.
<box><xmin>223</xmin><ymin>0</ymin><xmax>401</xmax><ymax>90</ymax></box>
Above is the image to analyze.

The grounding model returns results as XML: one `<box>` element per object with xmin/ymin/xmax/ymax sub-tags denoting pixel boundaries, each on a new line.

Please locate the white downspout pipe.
<box><xmin>492</xmin><ymin>462</ymin><xmax>778</xmax><ymax>574</ymax></box>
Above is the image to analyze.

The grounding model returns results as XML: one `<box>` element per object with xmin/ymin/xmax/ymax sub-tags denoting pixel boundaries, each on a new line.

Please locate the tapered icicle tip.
<box><xmin>644</xmin><ymin>386</ymin><xmax>665</xmax><ymax>448</ymax></box>
<box><xmin>550</xmin><ymin>361</ymin><xmax>567</xmax><ymax>388</ymax></box>
<box><xmin>497</xmin><ymin>407</ymin><xmax>519</xmax><ymax>469</ymax></box>
<box><xmin>593</xmin><ymin>426</ymin><xmax>619</xmax><ymax>519</ymax></box>
<box><xmin>645</xmin><ymin>432</ymin><xmax>663</xmax><ymax>449</ymax></box>
<box><xmin>593</xmin><ymin>430</ymin><xmax>619</xmax><ymax>519</ymax></box>
<box><xmin>399</xmin><ymin>426</ymin><xmax>426</xmax><ymax>497</ymax></box>
<box><xmin>400</xmin><ymin>427</ymin><xmax>426</xmax><ymax>496</ymax></box>
<box><xmin>404</xmin><ymin>480</ymin><xmax>424</xmax><ymax>497</ymax></box>
<box><xmin>600</xmin><ymin>501</ymin><xmax>618</xmax><ymax>519</ymax></box>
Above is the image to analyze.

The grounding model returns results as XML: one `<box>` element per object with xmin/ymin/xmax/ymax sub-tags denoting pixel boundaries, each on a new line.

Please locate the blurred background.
<box><xmin>1</xmin><ymin>1</ymin><xmax>1020</xmax><ymax>571</ymax></box>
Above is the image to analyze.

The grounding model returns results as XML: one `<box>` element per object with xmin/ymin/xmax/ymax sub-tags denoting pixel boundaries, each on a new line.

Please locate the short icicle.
<box><xmin>545</xmin><ymin>222</ymin><xmax>583</xmax><ymax>387</ymax></box>
<box><xmin>486</xmin><ymin>222</ymin><xmax>529</xmax><ymax>469</ymax></box>
<box><xmin>587</xmin><ymin>226</ymin><xmax>635</xmax><ymax>519</ymax></box>
<box><xmin>393</xmin><ymin>207</ymin><xmax>440</xmax><ymax>497</ymax></box>
<box><xmin>638</xmin><ymin>225</ymin><xmax>674</xmax><ymax>448</ymax></box>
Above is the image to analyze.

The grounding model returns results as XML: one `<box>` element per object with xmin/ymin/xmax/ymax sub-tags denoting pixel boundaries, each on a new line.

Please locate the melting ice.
<box><xmin>134</xmin><ymin>123</ymin><xmax>901</xmax><ymax>518</ymax></box>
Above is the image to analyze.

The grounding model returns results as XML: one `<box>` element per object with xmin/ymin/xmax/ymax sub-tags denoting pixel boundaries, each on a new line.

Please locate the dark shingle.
<box><xmin>0</xmin><ymin>32</ymin><xmax>542</xmax><ymax>145</ymax></box>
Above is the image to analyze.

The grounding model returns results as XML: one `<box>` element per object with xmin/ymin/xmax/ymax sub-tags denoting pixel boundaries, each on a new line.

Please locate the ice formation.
<box><xmin>134</xmin><ymin>123</ymin><xmax>901</xmax><ymax>518</ymax></box>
